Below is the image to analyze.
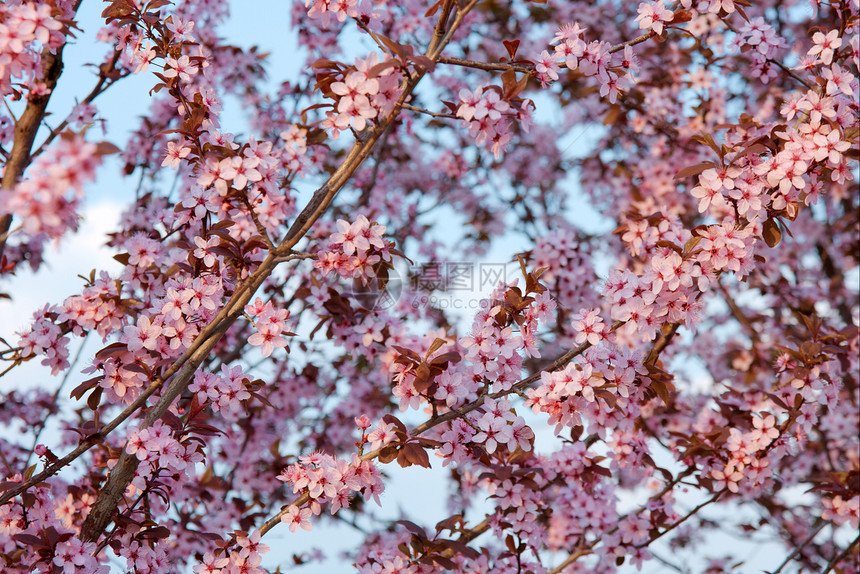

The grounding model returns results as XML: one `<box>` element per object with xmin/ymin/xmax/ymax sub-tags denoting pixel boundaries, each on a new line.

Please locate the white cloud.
<box><xmin>1</xmin><ymin>200</ymin><xmax>122</xmax><ymax>335</ymax></box>
<box><xmin>0</xmin><ymin>201</ymin><xmax>122</xmax><ymax>393</ymax></box>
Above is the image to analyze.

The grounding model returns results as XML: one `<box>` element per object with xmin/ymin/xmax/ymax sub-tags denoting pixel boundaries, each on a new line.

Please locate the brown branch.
<box><xmin>403</xmin><ymin>104</ymin><xmax>458</xmax><ymax>119</ymax></box>
<box><xmin>645</xmin><ymin>322</ymin><xmax>680</xmax><ymax>365</ymax></box>
<box><xmin>242</xmin><ymin>195</ymin><xmax>276</xmax><ymax>251</ymax></box>
<box><xmin>437</xmin><ymin>56</ymin><xmax>534</xmax><ymax>74</ymax></box>
<box><xmin>608</xmin><ymin>31</ymin><xmax>655</xmax><ymax>54</ymax></box>
<box><xmin>822</xmin><ymin>533</ymin><xmax>860</xmax><ymax>574</ymax></box>
<box><xmin>771</xmin><ymin>520</ymin><xmax>827</xmax><ymax>574</ymax></box>
<box><xmin>637</xmin><ymin>492</ymin><xmax>722</xmax><ymax>548</ymax></box>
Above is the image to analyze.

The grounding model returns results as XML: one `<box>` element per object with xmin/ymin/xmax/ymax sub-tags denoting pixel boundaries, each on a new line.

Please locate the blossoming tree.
<box><xmin>0</xmin><ymin>0</ymin><xmax>858</xmax><ymax>572</ymax></box>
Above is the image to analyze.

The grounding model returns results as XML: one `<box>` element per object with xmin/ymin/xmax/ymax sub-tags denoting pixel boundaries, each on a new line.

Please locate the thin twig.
<box><xmin>651</xmin><ymin>550</ymin><xmax>686</xmax><ymax>573</ymax></box>
<box><xmin>23</xmin><ymin>333</ymin><xmax>90</xmax><ymax>469</ymax></box>
<box><xmin>770</xmin><ymin>520</ymin><xmax>826</xmax><ymax>574</ymax></box>
<box><xmin>403</xmin><ymin>104</ymin><xmax>457</xmax><ymax>119</ymax></box>
<box><xmin>242</xmin><ymin>195</ymin><xmax>276</xmax><ymax>251</ymax></box>
<box><xmin>822</xmin><ymin>534</ymin><xmax>860</xmax><ymax>574</ymax></box>
<box><xmin>437</xmin><ymin>56</ymin><xmax>534</xmax><ymax>74</ymax></box>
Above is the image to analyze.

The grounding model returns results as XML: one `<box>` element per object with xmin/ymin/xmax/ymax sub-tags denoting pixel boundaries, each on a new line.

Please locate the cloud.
<box><xmin>0</xmin><ymin>201</ymin><xmax>123</xmax><ymax>389</ymax></box>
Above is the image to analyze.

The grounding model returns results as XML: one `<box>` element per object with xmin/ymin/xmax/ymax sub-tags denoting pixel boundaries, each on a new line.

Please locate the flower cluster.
<box><xmin>634</xmin><ymin>1</ymin><xmax>674</xmax><ymax>35</ymax></box>
<box><xmin>188</xmin><ymin>364</ymin><xmax>253</xmax><ymax>414</ymax></box>
<box><xmin>196</xmin><ymin>149</ymin><xmax>265</xmax><ymax>196</ymax></box>
<box><xmin>56</xmin><ymin>271</ymin><xmax>123</xmax><ymax>340</ymax></box>
<box><xmin>193</xmin><ymin>530</ymin><xmax>270</xmax><ymax>574</ymax></box>
<box><xmin>277</xmin><ymin>452</ymin><xmax>384</xmax><ymax>528</ymax></box>
<box><xmin>244</xmin><ymin>297</ymin><xmax>293</xmax><ymax>357</ymax></box>
<box><xmin>53</xmin><ymin>537</ymin><xmax>106</xmax><ymax>574</ymax></box>
<box><xmin>821</xmin><ymin>494</ymin><xmax>860</xmax><ymax>530</ymax></box>
<box><xmin>305</xmin><ymin>0</ymin><xmax>358</xmax><ymax>25</ymax></box>
<box><xmin>0</xmin><ymin>134</ymin><xmax>103</xmax><ymax>272</ymax></box>
<box><xmin>16</xmin><ymin>304</ymin><xmax>71</xmax><ymax>375</ymax></box>
<box><xmin>456</xmin><ymin>85</ymin><xmax>518</xmax><ymax>158</ymax></box>
<box><xmin>322</xmin><ymin>53</ymin><xmax>401</xmax><ymax>138</ymax></box>
<box><xmin>153</xmin><ymin>274</ymin><xmax>224</xmax><ymax>353</ymax></box>
<box><xmin>731</xmin><ymin>17</ymin><xmax>787</xmax><ymax>82</ymax></box>
<box><xmin>467</xmin><ymin>396</ymin><xmax>535</xmax><ymax>454</ymax></box>
<box><xmin>124</xmin><ymin>420</ymin><xmax>204</xmax><ymax>492</ymax></box>
<box><xmin>708</xmin><ymin>414</ymin><xmax>780</xmax><ymax>495</ymax></box>
<box><xmin>314</xmin><ymin>214</ymin><xmax>392</xmax><ymax>283</ymax></box>
<box><xmin>0</xmin><ymin>2</ymin><xmax>64</xmax><ymax>95</ymax></box>
<box><xmin>539</xmin><ymin>22</ymin><xmax>639</xmax><ymax>103</ymax></box>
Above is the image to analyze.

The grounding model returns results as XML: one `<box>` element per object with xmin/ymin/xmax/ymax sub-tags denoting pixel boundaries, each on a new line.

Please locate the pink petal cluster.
<box><xmin>314</xmin><ymin>214</ymin><xmax>392</xmax><ymax>283</ymax></box>
<box><xmin>244</xmin><ymin>297</ymin><xmax>292</xmax><ymax>357</ymax></box>
<box><xmin>323</xmin><ymin>53</ymin><xmax>401</xmax><ymax>137</ymax></box>
<box><xmin>277</xmin><ymin>452</ymin><xmax>384</xmax><ymax>529</ymax></box>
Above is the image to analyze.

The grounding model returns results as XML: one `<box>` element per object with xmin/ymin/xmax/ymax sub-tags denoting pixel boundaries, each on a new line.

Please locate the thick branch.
<box><xmin>79</xmin><ymin>258</ymin><xmax>275</xmax><ymax>540</ymax></box>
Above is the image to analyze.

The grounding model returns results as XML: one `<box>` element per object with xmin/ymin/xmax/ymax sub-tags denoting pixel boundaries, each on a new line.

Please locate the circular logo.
<box><xmin>344</xmin><ymin>264</ymin><xmax>403</xmax><ymax>311</ymax></box>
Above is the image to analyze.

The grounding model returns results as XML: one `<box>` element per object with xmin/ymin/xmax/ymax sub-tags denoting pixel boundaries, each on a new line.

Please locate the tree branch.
<box><xmin>822</xmin><ymin>534</ymin><xmax>860</xmax><ymax>574</ymax></box>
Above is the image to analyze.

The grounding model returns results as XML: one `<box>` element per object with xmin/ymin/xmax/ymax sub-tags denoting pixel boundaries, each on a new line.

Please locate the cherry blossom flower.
<box><xmin>635</xmin><ymin>1</ymin><xmax>674</xmax><ymax>35</ymax></box>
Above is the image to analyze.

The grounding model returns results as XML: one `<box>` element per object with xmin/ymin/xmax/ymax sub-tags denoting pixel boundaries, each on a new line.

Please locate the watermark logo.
<box><xmin>342</xmin><ymin>262</ymin><xmax>509</xmax><ymax>312</ymax></box>
<box><xmin>343</xmin><ymin>266</ymin><xmax>403</xmax><ymax>311</ymax></box>
<box><xmin>410</xmin><ymin>262</ymin><xmax>506</xmax><ymax>292</ymax></box>
<box><xmin>409</xmin><ymin>262</ymin><xmax>508</xmax><ymax>311</ymax></box>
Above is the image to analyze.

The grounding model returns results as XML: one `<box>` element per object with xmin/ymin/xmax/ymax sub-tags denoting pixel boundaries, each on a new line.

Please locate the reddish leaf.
<box><xmin>396</xmin><ymin>520</ymin><xmax>428</xmax><ymax>538</ymax></box>
<box><xmin>413</xmin><ymin>363</ymin><xmax>433</xmax><ymax>393</ymax></box>
<box><xmin>674</xmin><ymin>162</ymin><xmax>716</xmax><ymax>180</ymax></box>
<box><xmin>382</xmin><ymin>414</ymin><xmax>407</xmax><ymax>434</ymax></box>
<box><xmin>400</xmin><ymin>443</ymin><xmax>431</xmax><ymax>469</ymax></box>
<box><xmin>378</xmin><ymin>446</ymin><xmax>398</xmax><ymax>464</ymax></box>
<box><xmin>424</xmin><ymin>0</ymin><xmax>442</xmax><ymax>17</ymax></box>
<box><xmin>430</xmin><ymin>555</ymin><xmax>456</xmax><ymax>569</ymax></box>
<box><xmin>593</xmin><ymin>388</ymin><xmax>617</xmax><ymax>410</ymax></box>
<box><xmin>13</xmin><ymin>533</ymin><xmax>45</xmax><ymax>548</ymax></box>
<box><xmin>691</xmin><ymin>134</ymin><xmax>723</xmax><ymax>157</ymax></box>
<box><xmin>603</xmin><ymin>105</ymin><xmax>621</xmax><ymax>125</ymax></box>
<box><xmin>426</xmin><ymin>338</ymin><xmax>447</xmax><ymax>357</ymax></box>
<box><xmin>140</xmin><ymin>526</ymin><xmax>171</xmax><ymax>540</ymax></box>
<box><xmin>762</xmin><ymin>218</ymin><xmax>781</xmax><ymax>248</ymax></box>
<box><xmin>669</xmin><ymin>9</ymin><xmax>693</xmax><ymax>23</ymax></box>
<box><xmin>70</xmin><ymin>376</ymin><xmax>101</xmax><ymax>401</ymax></box>
<box><xmin>87</xmin><ymin>387</ymin><xmax>104</xmax><ymax>411</ymax></box>
<box><xmin>95</xmin><ymin>141</ymin><xmax>121</xmax><ymax>155</ymax></box>
<box><xmin>502</xmin><ymin>39</ymin><xmax>520</xmax><ymax>60</ymax></box>
<box><xmin>430</xmin><ymin>351</ymin><xmax>460</xmax><ymax>367</ymax></box>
